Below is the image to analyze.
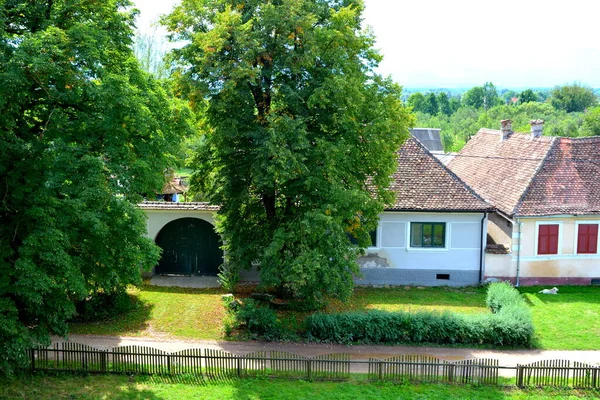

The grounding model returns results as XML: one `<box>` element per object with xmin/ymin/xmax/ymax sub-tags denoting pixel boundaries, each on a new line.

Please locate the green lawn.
<box><xmin>68</xmin><ymin>284</ymin><xmax>600</xmax><ymax>350</ymax></box>
<box><xmin>70</xmin><ymin>285</ymin><xmax>227</xmax><ymax>340</ymax></box>
<box><xmin>1</xmin><ymin>373</ymin><xmax>598</xmax><ymax>400</ymax></box>
<box><xmin>519</xmin><ymin>286</ymin><xmax>600</xmax><ymax>350</ymax></box>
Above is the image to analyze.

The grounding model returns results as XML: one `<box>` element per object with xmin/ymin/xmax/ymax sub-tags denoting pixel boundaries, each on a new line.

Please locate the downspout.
<box><xmin>479</xmin><ymin>212</ymin><xmax>487</xmax><ymax>283</ymax></box>
<box><xmin>515</xmin><ymin>218</ymin><xmax>522</xmax><ymax>287</ymax></box>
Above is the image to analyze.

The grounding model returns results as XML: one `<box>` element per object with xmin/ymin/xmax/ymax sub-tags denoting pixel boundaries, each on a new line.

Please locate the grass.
<box><xmin>68</xmin><ymin>283</ymin><xmax>600</xmax><ymax>350</ymax></box>
<box><xmin>518</xmin><ymin>285</ymin><xmax>600</xmax><ymax>350</ymax></box>
<box><xmin>1</xmin><ymin>373</ymin><xmax>599</xmax><ymax>400</ymax></box>
<box><xmin>70</xmin><ymin>285</ymin><xmax>227</xmax><ymax>340</ymax></box>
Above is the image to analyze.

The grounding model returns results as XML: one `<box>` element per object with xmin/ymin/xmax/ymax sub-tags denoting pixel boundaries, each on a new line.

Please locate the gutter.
<box><xmin>515</xmin><ymin>217</ymin><xmax>522</xmax><ymax>287</ymax></box>
<box><xmin>479</xmin><ymin>212</ymin><xmax>487</xmax><ymax>283</ymax></box>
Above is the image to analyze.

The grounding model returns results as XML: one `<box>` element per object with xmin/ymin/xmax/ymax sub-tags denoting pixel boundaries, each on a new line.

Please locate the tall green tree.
<box><xmin>582</xmin><ymin>106</ymin><xmax>600</xmax><ymax>136</ymax></box>
<box><xmin>437</xmin><ymin>92</ymin><xmax>452</xmax><ymax>116</ymax></box>
<box><xmin>423</xmin><ymin>92</ymin><xmax>439</xmax><ymax>115</ymax></box>
<box><xmin>550</xmin><ymin>83</ymin><xmax>597</xmax><ymax>113</ymax></box>
<box><xmin>163</xmin><ymin>0</ymin><xmax>412</xmax><ymax>304</ymax></box>
<box><xmin>408</xmin><ymin>92</ymin><xmax>426</xmax><ymax>113</ymax></box>
<box><xmin>519</xmin><ymin>88</ymin><xmax>538</xmax><ymax>104</ymax></box>
<box><xmin>0</xmin><ymin>0</ymin><xmax>190</xmax><ymax>373</ymax></box>
<box><xmin>462</xmin><ymin>86</ymin><xmax>485</xmax><ymax>109</ymax></box>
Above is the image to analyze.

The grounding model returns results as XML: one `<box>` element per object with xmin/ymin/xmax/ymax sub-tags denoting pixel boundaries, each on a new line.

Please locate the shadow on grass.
<box><xmin>68</xmin><ymin>293</ymin><xmax>154</xmax><ymax>336</ymax></box>
<box><xmin>139</xmin><ymin>284</ymin><xmax>226</xmax><ymax>296</ymax></box>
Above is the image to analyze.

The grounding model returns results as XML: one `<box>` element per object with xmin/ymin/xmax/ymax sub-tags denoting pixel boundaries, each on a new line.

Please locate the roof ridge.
<box><xmin>513</xmin><ymin>136</ymin><xmax>559</xmax><ymax>215</ymax></box>
<box><xmin>408</xmin><ymin>136</ymin><xmax>493</xmax><ymax>210</ymax></box>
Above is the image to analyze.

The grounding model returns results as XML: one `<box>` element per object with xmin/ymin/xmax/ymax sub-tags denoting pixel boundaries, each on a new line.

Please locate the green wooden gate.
<box><xmin>155</xmin><ymin>218</ymin><xmax>223</xmax><ymax>276</ymax></box>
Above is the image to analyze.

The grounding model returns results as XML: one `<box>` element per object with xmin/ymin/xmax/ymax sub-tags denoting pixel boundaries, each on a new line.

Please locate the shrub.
<box><xmin>218</xmin><ymin>263</ymin><xmax>240</xmax><ymax>294</ymax></box>
<box><xmin>306</xmin><ymin>283</ymin><xmax>534</xmax><ymax>347</ymax></box>
<box><xmin>72</xmin><ymin>290</ymin><xmax>136</xmax><ymax>322</ymax></box>
<box><xmin>235</xmin><ymin>299</ymin><xmax>282</xmax><ymax>340</ymax></box>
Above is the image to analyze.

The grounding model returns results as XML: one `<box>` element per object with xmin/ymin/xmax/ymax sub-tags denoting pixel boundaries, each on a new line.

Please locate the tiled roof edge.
<box><xmin>513</xmin><ymin>136</ymin><xmax>559</xmax><ymax>216</ymax></box>
<box><xmin>410</xmin><ymin>135</ymin><xmax>494</xmax><ymax>211</ymax></box>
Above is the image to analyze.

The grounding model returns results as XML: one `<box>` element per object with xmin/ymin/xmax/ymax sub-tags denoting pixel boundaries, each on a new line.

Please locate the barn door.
<box><xmin>155</xmin><ymin>218</ymin><xmax>223</xmax><ymax>276</ymax></box>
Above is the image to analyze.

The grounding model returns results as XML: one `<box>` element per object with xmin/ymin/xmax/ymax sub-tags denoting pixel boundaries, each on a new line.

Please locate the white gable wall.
<box><xmin>357</xmin><ymin>211</ymin><xmax>486</xmax><ymax>286</ymax></box>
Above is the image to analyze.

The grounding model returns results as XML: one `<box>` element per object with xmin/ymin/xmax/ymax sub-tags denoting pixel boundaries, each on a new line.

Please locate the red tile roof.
<box><xmin>516</xmin><ymin>137</ymin><xmax>600</xmax><ymax>216</ymax></box>
<box><xmin>388</xmin><ymin>137</ymin><xmax>492</xmax><ymax>212</ymax></box>
<box><xmin>447</xmin><ymin>129</ymin><xmax>555</xmax><ymax>216</ymax></box>
<box><xmin>139</xmin><ymin>201</ymin><xmax>220</xmax><ymax>211</ymax></box>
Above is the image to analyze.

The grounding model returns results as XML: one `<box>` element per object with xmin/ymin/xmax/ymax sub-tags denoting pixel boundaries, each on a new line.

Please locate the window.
<box><xmin>410</xmin><ymin>222</ymin><xmax>445</xmax><ymax>248</ymax></box>
<box><xmin>577</xmin><ymin>224</ymin><xmax>598</xmax><ymax>254</ymax></box>
<box><xmin>537</xmin><ymin>224</ymin><xmax>559</xmax><ymax>255</ymax></box>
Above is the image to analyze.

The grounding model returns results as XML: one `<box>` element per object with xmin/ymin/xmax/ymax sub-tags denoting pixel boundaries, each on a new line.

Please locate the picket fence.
<box><xmin>28</xmin><ymin>342</ymin><xmax>600</xmax><ymax>389</ymax></box>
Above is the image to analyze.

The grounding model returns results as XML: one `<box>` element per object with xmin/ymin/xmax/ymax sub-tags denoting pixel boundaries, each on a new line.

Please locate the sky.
<box><xmin>132</xmin><ymin>0</ymin><xmax>600</xmax><ymax>89</ymax></box>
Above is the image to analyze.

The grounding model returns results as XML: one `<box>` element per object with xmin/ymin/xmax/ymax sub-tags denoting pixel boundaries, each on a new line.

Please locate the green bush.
<box><xmin>235</xmin><ymin>299</ymin><xmax>282</xmax><ymax>340</ymax></box>
<box><xmin>306</xmin><ymin>283</ymin><xmax>533</xmax><ymax>347</ymax></box>
<box><xmin>71</xmin><ymin>290</ymin><xmax>136</xmax><ymax>322</ymax></box>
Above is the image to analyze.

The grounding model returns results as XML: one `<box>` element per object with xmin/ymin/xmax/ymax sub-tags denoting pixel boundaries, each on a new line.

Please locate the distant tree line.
<box><xmin>407</xmin><ymin>83</ymin><xmax>599</xmax><ymax>151</ymax></box>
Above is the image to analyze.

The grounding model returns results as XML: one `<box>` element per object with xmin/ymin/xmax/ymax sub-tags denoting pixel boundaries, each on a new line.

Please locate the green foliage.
<box><xmin>550</xmin><ymin>83</ymin><xmax>597</xmax><ymax>113</ymax></box>
<box><xmin>519</xmin><ymin>88</ymin><xmax>539</xmax><ymax>104</ymax></box>
<box><xmin>462</xmin><ymin>86</ymin><xmax>485</xmax><ymax>109</ymax></box>
<box><xmin>461</xmin><ymin>82</ymin><xmax>501</xmax><ymax>110</ymax></box>
<box><xmin>423</xmin><ymin>92</ymin><xmax>439</xmax><ymax>115</ymax></box>
<box><xmin>306</xmin><ymin>283</ymin><xmax>534</xmax><ymax>347</ymax></box>
<box><xmin>164</xmin><ymin>0</ymin><xmax>413</xmax><ymax>304</ymax></box>
<box><xmin>407</xmin><ymin>92</ymin><xmax>425</xmax><ymax>112</ymax></box>
<box><xmin>217</xmin><ymin>263</ymin><xmax>241</xmax><ymax>294</ymax></box>
<box><xmin>437</xmin><ymin>92</ymin><xmax>452</xmax><ymax>116</ymax></box>
<box><xmin>71</xmin><ymin>290</ymin><xmax>137</xmax><ymax>323</ymax></box>
<box><xmin>582</xmin><ymin>106</ymin><xmax>600</xmax><ymax>136</ymax></box>
<box><xmin>417</xmin><ymin>100</ymin><xmax>591</xmax><ymax>152</ymax></box>
<box><xmin>0</xmin><ymin>0</ymin><xmax>190</xmax><ymax>374</ymax></box>
<box><xmin>235</xmin><ymin>299</ymin><xmax>282</xmax><ymax>340</ymax></box>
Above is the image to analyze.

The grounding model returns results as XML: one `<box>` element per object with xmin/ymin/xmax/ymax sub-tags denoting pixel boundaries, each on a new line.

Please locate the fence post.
<box><xmin>237</xmin><ymin>357</ymin><xmax>242</xmax><ymax>378</ymax></box>
<box><xmin>307</xmin><ymin>359</ymin><xmax>312</xmax><ymax>380</ymax></box>
<box><xmin>30</xmin><ymin>349</ymin><xmax>35</xmax><ymax>371</ymax></box>
<box><xmin>167</xmin><ymin>354</ymin><xmax>171</xmax><ymax>375</ymax></box>
<box><xmin>378</xmin><ymin>360</ymin><xmax>383</xmax><ymax>380</ymax></box>
<box><xmin>447</xmin><ymin>363</ymin><xmax>455</xmax><ymax>383</ymax></box>
<box><xmin>516</xmin><ymin>365</ymin><xmax>523</xmax><ymax>388</ymax></box>
<box><xmin>593</xmin><ymin>367</ymin><xmax>598</xmax><ymax>389</ymax></box>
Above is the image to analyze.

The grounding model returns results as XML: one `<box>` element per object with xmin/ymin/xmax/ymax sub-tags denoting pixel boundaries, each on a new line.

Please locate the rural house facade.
<box><xmin>141</xmin><ymin>136</ymin><xmax>492</xmax><ymax>287</ymax></box>
<box><xmin>448</xmin><ymin>120</ymin><xmax>600</xmax><ymax>285</ymax></box>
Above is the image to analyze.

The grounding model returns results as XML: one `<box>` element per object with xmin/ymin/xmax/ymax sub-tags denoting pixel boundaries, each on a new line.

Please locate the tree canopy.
<box><xmin>163</xmin><ymin>0</ymin><xmax>413</xmax><ymax>304</ymax></box>
<box><xmin>550</xmin><ymin>83</ymin><xmax>597</xmax><ymax>113</ymax></box>
<box><xmin>0</xmin><ymin>0</ymin><xmax>189</xmax><ymax>373</ymax></box>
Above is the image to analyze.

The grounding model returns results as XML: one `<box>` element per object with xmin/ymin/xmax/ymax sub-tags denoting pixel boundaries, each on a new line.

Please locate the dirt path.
<box><xmin>52</xmin><ymin>334</ymin><xmax>600</xmax><ymax>378</ymax></box>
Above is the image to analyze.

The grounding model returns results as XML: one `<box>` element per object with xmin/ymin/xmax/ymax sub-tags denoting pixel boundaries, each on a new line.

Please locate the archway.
<box><xmin>154</xmin><ymin>218</ymin><xmax>223</xmax><ymax>276</ymax></box>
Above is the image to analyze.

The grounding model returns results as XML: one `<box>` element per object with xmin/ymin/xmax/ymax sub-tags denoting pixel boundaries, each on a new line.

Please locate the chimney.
<box><xmin>500</xmin><ymin>119</ymin><xmax>512</xmax><ymax>141</ymax></box>
<box><xmin>530</xmin><ymin>119</ymin><xmax>544</xmax><ymax>139</ymax></box>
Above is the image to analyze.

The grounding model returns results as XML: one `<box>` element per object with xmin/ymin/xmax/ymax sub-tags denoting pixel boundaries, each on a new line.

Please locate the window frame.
<box><xmin>409</xmin><ymin>222</ymin><xmax>447</xmax><ymax>249</ymax></box>
<box><xmin>575</xmin><ymin>221</ymin><xmax>599</xmax><ymax>255</ymax></box>
<box><xmin>535</xmin><ymin>221</ymin><xmax>562</xmax><ymax>256</ymax></box>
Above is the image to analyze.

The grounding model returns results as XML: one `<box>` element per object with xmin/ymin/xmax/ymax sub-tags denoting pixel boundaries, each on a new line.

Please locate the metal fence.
<box><xmin>28</xmin><ymin>342</ymin><xmax>600</xmax><ymax>388</ymax></box>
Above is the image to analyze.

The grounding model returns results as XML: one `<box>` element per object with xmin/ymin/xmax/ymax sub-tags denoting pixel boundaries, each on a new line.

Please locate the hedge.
<box><xmin>306</xmin><ymin>282</ymin><xmax>533</xmax><ymax>347</ymax></box>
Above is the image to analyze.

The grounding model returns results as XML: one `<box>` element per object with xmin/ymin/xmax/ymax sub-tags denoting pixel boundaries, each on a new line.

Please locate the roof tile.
<box><xmin>388</xmin><ymin>137</ymin><xmax>492</xmax><ymax>211</ymax></box>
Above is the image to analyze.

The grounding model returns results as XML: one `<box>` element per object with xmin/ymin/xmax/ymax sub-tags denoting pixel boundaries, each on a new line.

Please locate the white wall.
<box><xmin>144</xmin><ymin>209</ymin><xmax>217</xmax><ymax>241</ymax></box>
<box><xmin>368</xmin><ymin>212</ymin><xmax>486</xmax><ymax>271</ymax></box>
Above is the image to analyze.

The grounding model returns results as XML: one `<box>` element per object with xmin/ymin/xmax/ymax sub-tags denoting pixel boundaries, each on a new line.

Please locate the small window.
<box><xmin>538</xmin><ymin>224</ymin><xmax>559</xmax><ymax>255</ymax></box>
<box><xmin>577</xmin><ymin>224</ymin><xmax>598</xmax><ymax>254</ymax></box>
<box><xmin>436</xmin><ymin>273</ymin><xmax>450</xmax><ymax>280</ymax></box>
<box><xmin>410</xmin><ymin>222</ymin><xmax>445</xmax><ymax>248</ymax></box>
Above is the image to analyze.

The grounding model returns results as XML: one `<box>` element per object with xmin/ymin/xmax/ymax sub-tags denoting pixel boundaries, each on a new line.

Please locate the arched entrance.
<box><xmin>154</xmin><ymin>218</ymin><xmax>223</xmax><ymax>276</ymax></box>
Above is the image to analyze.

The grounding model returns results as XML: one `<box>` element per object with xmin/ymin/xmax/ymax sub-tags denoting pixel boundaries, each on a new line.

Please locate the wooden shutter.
<box><xmin>577</xmin><ymin>224</ymin><xmax>598</xmax><ymax>254</ymax></box>
<box><xmin>538</xmin><ymin>224</ymin><xmax>559</xmax><ymax>255</ymax></box>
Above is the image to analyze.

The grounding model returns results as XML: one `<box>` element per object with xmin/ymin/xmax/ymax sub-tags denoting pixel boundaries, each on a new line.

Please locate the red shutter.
<box><xmin>578</xmin><ymin>224</ymin><xmax>599</xmax><ymax>254</ymax></box>
<box><xmin>538</xmin><ymin>224</ymin><xmax>559</xmax><ymax>255</ymax></box>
